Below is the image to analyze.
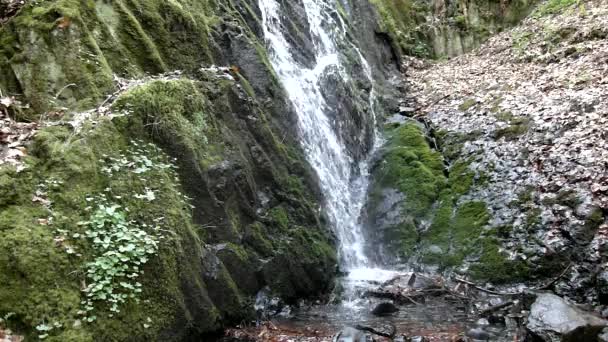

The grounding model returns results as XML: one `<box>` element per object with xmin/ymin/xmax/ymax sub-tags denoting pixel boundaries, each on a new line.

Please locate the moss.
<box><xmin>494</xmin><ymin>116</ymin><xmax>531</xmax><ymax>140</ymax></box>
<box><xmin>368</xmin><ymin>0</ymin><xmax>432</xmax><ymax>58</ymax></box>
<box><xmin>243</xmin><ymin>222</ymin><xmax>274</xmax><ymax>257</ymax></box>
<box><xmin>584</xmin><ymin>207</ymin><xmax>604</xmax><ymax>232</ymax></box>
<box><xmin>458</xmin><ymin>98</ymin><xmax>477</xmax><ymax>112</ymax></box>
<box><xmin>470</xmin><ymin>239</ymin><xmax>531</xmax><ymax>283</ymax></box>
<box><xmin>381</xmin><ymin>124</ymin><xmax>446</xmax><ymax>217</ymax></box>
<box><xmin>268</xmin><ymin>206</ymin><xmax>290</xmax><ymax>231</ymax></box>
<box><xmin>435</xmin><ymin>129</ymin><xmax>483</xmax><ymax>162</ymax></box>
<box><xmin>263</xmin><ymin>226</ymin><xmax>336</xmax><ymax>301</ymax></box>
<box><xmin>454</xmin><ymin>15</ymin><xmax>468</xmax><ymax>30</ymax></box>
<box><xmin>541</xmin><ymin>189</ymin><xmax>581</xmax><ymax>208</ymax></box>
<box><xmin>525</xmin><ymin>207</ymin><xmax>542</xmax><ymax>229</ymax></box>
<box><xmin>448</xmin><ymin>159</ymin><xmax>475</xmax><ymax>196</ymax></box>
<box><xmin>0</xmin><ymin>118</ymin><xmax>219</xmax><ymax>340</ymax></box>
<box><xmin>535</xmin><ymin>0</ymin><xmax>580</xmax><ymax>16</ymax></box>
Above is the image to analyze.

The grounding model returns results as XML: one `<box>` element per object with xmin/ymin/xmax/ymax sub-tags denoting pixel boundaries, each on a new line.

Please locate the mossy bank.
<box><xmin>0</xmin><ymin>0</ymin><xmax>351</xmax><ymax>339</ymax></box>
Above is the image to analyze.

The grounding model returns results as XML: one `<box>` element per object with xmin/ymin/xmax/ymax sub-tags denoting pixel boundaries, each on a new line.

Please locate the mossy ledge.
<box><xmin>365</xmin><ymin>122</ymin><xmax>530</xmax><ymax>283</ymax></box>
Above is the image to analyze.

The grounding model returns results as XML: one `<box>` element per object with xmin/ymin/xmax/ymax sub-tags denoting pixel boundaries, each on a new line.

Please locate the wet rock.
<box><xmin>333</xmin><ymin>327</ymin><xmax>368</xmax><ymax>342</ymax></box>
<box><xmin>371</xmin><ymin>302</ymin><xmax>399</xmax><ymax>316</ymax></box>
<box><xmin>466</xmin><ymin>328</ymin><xmax>490</xmax><ymax>341</ymax></box>
<box><xmin>526</xmin><ymin>293</ymin><xmax>608</xmax><ymax>341</ymax></box>
<box><xmin>399</xmin><ymin>106</ymin><xmax>416</xmax><ymax>116</ymax></box>
<box><xmin>596</xmin><ymin>269</ymin><xmax>608</xmax><ymax>305</ymax></box>
<box><xmin>410</xmin><ymin>337</ymin><xmax>430</xmax><ymax>342</ymax></box>
<box><xmin>476</xmin><ymin>318</ymin><xmax>490</xmax><ymax>326</ymax></box>
<box><xmin>355</xmin><ymin>323</ymin><xmax>396</xmax><ymax>337</ymax></box>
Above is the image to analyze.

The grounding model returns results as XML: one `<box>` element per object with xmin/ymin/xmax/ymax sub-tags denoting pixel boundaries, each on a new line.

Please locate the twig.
<box><xmin>355</xmin><ymin>323</ymin><xmax>396</xmax><ymax>338</ymax></box>
<box><xmin>479</xmin><ymin>301</ymin><xmax>514</xmax><ymax>315</ymax></box>
<box><xmin>533</xmin><ymin>263</ymin><xmax>571</xmax><ymax>290</ymax></box>
<box><xmin>54</xmin><ymin>83</ymin><xmax>77</xmax><ymax>99</ymax></box>
<box><xmin>453</xmin><ymin>277</ymin><xmax>520</xmax><ymax>296</ymax></box>
<box><xmin>414</xmin><ymin>93</ymin><xmax>451</xmax><ymax>113</ymax></box>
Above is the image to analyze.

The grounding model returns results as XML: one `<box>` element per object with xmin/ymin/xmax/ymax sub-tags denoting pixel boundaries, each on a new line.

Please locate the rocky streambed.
<box><xmin>220</xmin><ymin>270</ymin><xmax>608</xmax><ymax>341</ymax></box>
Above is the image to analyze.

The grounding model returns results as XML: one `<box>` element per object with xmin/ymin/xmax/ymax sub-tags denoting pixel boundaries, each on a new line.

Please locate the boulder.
<box><xmin>371</xmin><ymin>302</ymin><xmax>399</xmax><ymax>316</ymax></box>
<box><xmin>526</xmin><ymin>293</ymin><xmax>608</xmax><ymax>341</ymax></box>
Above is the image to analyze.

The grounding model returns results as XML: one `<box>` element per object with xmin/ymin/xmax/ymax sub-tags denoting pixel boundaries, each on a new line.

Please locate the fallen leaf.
<box><xmin>57</xmin><ymin>16</ymin><xmax>71</xmax><ymax>29</ymax></box>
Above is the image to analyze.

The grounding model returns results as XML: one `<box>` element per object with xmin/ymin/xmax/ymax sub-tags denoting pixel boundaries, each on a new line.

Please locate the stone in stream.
<box><xmin>371</xmin><ymin>302</ymin><xmax>399</xmax><ymax>316</ymax></box>
<box><xmin>526</xmin><ymin>293</ymin><xmax>608</xmax><ymax>341</ymax></box>
<box><xmin>332</xmin><ymin>327</ymin><xmax>368</xmax><ymax>342</ymax></box>
<box><xmin>466</xmin><ymin>327</ymin><xmax>490</xmax><ymax>341</ymax></box>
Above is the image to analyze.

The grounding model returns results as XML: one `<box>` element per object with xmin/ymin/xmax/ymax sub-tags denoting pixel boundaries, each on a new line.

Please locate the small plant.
<box><xmin>78</xmin><ymin>197</ymin><xmax>161</xmax><ymax>320</ymax></box>
<box><xmin>75</xmin><ymin>140</ymin><xmax>181</xmax><ymax>321</ymax></box>
<box><xmin>512</xmin><ymin>31</ymin><xmax>533</xmax><ymax>55</ymax></box>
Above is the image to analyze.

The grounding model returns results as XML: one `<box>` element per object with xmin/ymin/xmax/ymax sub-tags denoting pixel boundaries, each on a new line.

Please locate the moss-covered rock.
<box><xmin>0</xmin><ymin>74</ymin><xmax>336</xmax><ymax>340</ymax></box>
<box><xmin>368</xmin><ymin>0</ymin><xmax>537</xmax><ymax>58</ymax></box>
<box><xmin>366</xmin><ymin>121</ymin><xmax>529</xmax><ymax>283</ymax></box>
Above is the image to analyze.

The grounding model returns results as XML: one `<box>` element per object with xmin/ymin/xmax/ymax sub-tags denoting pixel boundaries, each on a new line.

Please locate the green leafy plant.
<box><xmin>78</xmin><ymin>199</ymin><xmax>160</xmax><ymax>321</ymax></box>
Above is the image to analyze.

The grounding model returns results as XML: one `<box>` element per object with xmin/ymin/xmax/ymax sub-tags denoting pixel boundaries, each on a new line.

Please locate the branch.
<box><xmin>533</xmin><ymin>263</ymin><xmax>571</xmax><ymax>290</ymax></box>
<box><xmin>453</xmin><ymin>277</ymin><xmax>520</xmax><ymax>296</ymax></box>
<box><xmin>355</xmin><ymin>323</ymin><xmax>396</xmax><ymax>338</ymax></box>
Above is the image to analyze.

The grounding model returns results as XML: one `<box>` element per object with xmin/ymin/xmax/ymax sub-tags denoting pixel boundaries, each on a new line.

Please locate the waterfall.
<box><xmin>258</xmin><ymin>0</ymin><xmax>374</xmax><ymax>271</ymax></box>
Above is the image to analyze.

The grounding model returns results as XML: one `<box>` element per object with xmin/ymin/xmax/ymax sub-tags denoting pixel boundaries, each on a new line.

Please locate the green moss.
<box><xmin>454</xmin><ymin>15</ymin><xmax>468</xmax><ymax>30</ymax></box>
<box><xmin>525</xmin><ymin>207</ymin><xmax>542</xmax><ymax>229</ymax></box>
<box><xmin>535</xmin><ymin>0</ymin><xmax>580</xmax><ymax>16</ymax></box>
<box><xmin>268</xmin><ymin>206</ymin><xmax>290</xmax><ymax>231</ymax></box>
<box><xmin>243</xmin><ymin>222</ymin><xmax>274</xmax><ymax>257</ymax></box>
<box><xmin>458</xmin><ymin>98</ymin><xmax>477</xmax><ymax>112</ymax></box>
<box><xmin>0</xmin><ymin>120</ymin><xmax>204</xmax><ymax>339</ymax></box>
<box><xmin>494</xmin><ymin>116</ymin><xmax>531</xmax><ymax>140</ymax></box>
<box><xmin>470</xmin><ymin>239</ymin><xmax>530</xmax><ymax>283</ymax></box>
<box><xmin>448</xmin><ymin>159</ymin><xmax>475</xmax><ymax>196</ymax></box>
<box><xmin>369</xmin><ymin>0</ymin><xmax>432</xmax><ymax>58</ymax></box>
<box><xmin>381</xmin><ymin>124</ymin><xmax>446</xmax><ymax>217</ymax></box>
<box><xmin>541</xmin><ymin>189</ymin><xmax>581</xmax><ymax>208</ymax></box>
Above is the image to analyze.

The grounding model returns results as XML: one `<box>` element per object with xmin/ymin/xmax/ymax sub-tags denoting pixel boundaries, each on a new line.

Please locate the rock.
<box><xmin>475</xmin><ymin>318</ymin><xmax>490</xmax><ymax>326</ymax></box>
<box><xmin>371</xmin><ymin>302</ymin><xmax>399</xmax><ymax>316</ymax></box>
<box><xmin>399</xmin><ymin>106</ymin><xmax>416</xmax><ymax>116</ymax></box>
<box><xmin>597</xmin><ymin>270</ymin><xmax>608</xmax><ymax>304</ymax></box>
<box><xmin>599</xmin><ymin>327</ymin><xmax>608</xmax><ymax>342</ymax></box>
<box><xmin>333</xmin><ymin>327</ymin><xmax>368</xmax><ymax>342</ymax></box>
<box><xmin>410</xmin><ymin>337</ymin><xmax>430</xmax><ymax>342</ymax></box>
<box><xmin>466</xmin><ymin>328</ymin><xmax>490</xmax><ymax>341</ymax></box>
<box><xmin>526</xmin><ymin>293</ymin><xmax>608</xmax><ymax>341</ymax></box>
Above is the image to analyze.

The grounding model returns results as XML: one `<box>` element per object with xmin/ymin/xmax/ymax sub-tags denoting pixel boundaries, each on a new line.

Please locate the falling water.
<box><xmin>258</xmin><ymin>0</ymin><xmax>402</xmax><ymax>294</ymax></box>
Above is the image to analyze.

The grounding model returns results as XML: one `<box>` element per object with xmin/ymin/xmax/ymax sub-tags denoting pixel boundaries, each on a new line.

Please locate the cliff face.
<box><xmin>369</xmin><ymin>0</ymin><xmax>536</xmax><ymax>59</ymax></box>
<box><xmin>0</xmin><ymin>0</ymin><xmax>398</xmax><ymax>340</ymax></box>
